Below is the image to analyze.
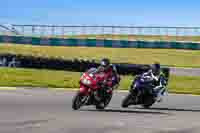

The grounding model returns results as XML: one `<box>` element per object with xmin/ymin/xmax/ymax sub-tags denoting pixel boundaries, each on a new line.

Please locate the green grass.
<box><xmin>1</xmin><ymin>43</ymin><xmax>200</xmax><ymax>68</ymax></box>
<box><xmin>168</xmin><ymin>75</ymin><xmax>200</xmax><ymax>95</ymax></box>
<box><xmin>0</xmin><ymin>67</ymin><xmax>80</xmax><ymax>88</ymax></box>
<box><xmin>0</xmin><ymin>67</ymin><xmax>200</xmax><ymax>95</ymax></box>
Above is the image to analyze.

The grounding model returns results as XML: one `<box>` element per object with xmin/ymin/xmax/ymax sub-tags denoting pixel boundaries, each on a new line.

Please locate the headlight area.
<box><xmin>81</xmin><ymin>78</ymin><xmax>92</xmax><ymax>85</ymax></box>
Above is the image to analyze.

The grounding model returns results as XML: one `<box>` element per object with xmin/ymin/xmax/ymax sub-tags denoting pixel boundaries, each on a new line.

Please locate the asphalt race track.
<box><xmin>1</xmin><ymin>89</ymin><xmax>200</xmax><ymax>133</ymax></box>
<box><xmin>171</xmin><ymin>67</ymin><xmax>200</xmax><ymax>76</ymax></box>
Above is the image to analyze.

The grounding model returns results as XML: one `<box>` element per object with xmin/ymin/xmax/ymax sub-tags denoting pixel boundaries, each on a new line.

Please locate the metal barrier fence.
<box><xmin>10</xmin><ymin>25</ymin><xmax>200</xmax><ymax>42</ymax></box>
<box><xmin>0</xmin><ymin>25</ymin><xmax>19</xmax><ymax>35</ymax></box>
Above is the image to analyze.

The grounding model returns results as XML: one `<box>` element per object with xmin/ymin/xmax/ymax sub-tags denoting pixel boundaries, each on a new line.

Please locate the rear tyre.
<box><xmin>104</xmin><ymin>92</ymin><xmax>113</xmax><ymax>107</ymax></box>
<box><xmin>96</xmin><ymin>104</ymin><xmax>105</xmax><ymax>110</ymax></box>
<box><xmin>121</xmin><ymin>93</ymin><xmax>133</xmax><ymax>108</ymax></box>
<box><xmin>142</xmin><ymin>96</ymin><xmax>154</xmax><ymax>109</ymax></box>
<box><xmin>72</xmin><ymin>92</ymin><xmax>84</xmax><ymax>110</ymax></box>
<box><xmin>96</xmin><ymin>92</ymin><xmax>113</xmax><ymax>110</ymax></box>
<box><xmin>142</xmin><ymin>104</ymin><xmax>153</xmax><ymax>109</ymax></box>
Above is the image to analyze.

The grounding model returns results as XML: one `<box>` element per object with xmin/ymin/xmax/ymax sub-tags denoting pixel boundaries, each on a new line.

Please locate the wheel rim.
<box><xmin>76</xmin><ymin>95</ymin><xmax>84</xmax><ymax>108</ymax></box>
<box><xmin>123</xmin><ymin>93</ymin><xmax>134</xmax><ymax>107</ymax></box>
<box><xmin>104</xmin><ymin>93</ymin><xmax>112</xmax><ymax>106</ymax></box>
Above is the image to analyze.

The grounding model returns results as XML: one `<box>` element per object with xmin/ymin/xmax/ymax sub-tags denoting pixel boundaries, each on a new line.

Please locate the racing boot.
<box><xmin>154</xmin><ymin>87</ymin><xmax>166</xmax><ymax>102</ymax></box>
<box><xmin>98</xmin><ymin>102</ymin><xmax>105</xmax><ymax>109</ymax></box>
<box><xmin>94</xmin><ymin>91</ymin><xmax>102</xmax><ymax>102</ymax></box>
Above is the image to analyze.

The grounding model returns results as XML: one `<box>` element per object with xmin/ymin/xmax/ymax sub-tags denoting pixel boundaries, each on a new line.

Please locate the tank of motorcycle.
<box><xmin>134</xmin><ymin>78</ymin><xmax>154</xmax><ymax>91</ymax></box>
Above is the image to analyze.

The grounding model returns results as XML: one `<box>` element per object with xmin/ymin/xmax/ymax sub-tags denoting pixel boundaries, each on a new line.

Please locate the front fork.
<box><xmin>80</xmin><ymin>86</ymin><xmax>102</xmax><ymax>105</ymax></box>
<box><xmin>129</xmin><ymin>78</ymin><xmax>146</xmax><ymax>104</ymax></box>
<box><xmin>129</xmin><ymin>79</ymin><xmax>138</xmax><ymax>94</ymax></box>
<box><xmin>79</xmin><ymin>85</ymin><xmax>94</xmax><ymax>105</ymax></box>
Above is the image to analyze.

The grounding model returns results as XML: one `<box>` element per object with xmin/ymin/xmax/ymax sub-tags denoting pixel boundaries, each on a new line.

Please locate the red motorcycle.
<box><xmin>72</xmin><ymin>67</ymin><xmax>119</xmax><ymax>110</ymax></box>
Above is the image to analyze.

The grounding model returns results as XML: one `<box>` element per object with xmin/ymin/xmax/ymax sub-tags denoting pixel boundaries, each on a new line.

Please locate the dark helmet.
<box><xmin>100</xmin><ymin>58</ymin><xmax>110</xmax><ymax>71</ymax></box>
<box><xmin>151</xmin><ymin>62</ymin><xmax>161</xmax><ymax>76</ymax></box>
<box><xmin>100</xmin><ymin>58</ymin><xmax>110</xmax><ymax>67</ymax></box>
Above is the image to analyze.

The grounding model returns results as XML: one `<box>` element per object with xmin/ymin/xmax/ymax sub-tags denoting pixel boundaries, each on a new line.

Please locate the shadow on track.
<box><xmin>79</xmin><ymin>108</ymin><xmax>170</xmax><ymax>115</ymax></box>
<box><xmin>134</xmin><ymin>107</ymin><xmax>200</xmax><ymax>113</ymax></box>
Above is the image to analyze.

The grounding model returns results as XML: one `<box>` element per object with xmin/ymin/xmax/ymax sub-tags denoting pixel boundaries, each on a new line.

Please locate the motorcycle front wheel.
<box><xmin>121</xmin><ymin>92</ymin><xmax>134</xmax><ymax>108</ymax></box>
<box><xmin>72</xmin><ymin>91</ymin><xmax>86</xmax><ymax>110</ymax></box>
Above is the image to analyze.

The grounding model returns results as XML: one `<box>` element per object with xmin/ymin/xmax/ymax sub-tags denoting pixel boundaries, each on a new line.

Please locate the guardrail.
<box><xmin>0</xmin><ymin>25</ymin><xmax>19</xmax><ymax>35</ymax></box>
<box><xmin>11</xmin><ymin>24</ymin><xmax>200</xmax><ymax>42</ymax></box>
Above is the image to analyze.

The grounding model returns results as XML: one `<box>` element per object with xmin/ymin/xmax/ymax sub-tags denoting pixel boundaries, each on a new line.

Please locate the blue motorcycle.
<box><xmin>121</xmin><ymin>71</ymin><xmax>168</xmax><ymax>109</ymax></box>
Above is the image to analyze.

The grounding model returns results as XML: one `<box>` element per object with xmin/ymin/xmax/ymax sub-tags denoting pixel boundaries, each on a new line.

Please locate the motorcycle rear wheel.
<box><xmin>142</xmin><ymin>96</ymin><xmax>155</xmax><ymax>109</ymax></box>
<box><xmin>96</xmin><ymin>91</ymin><xmax>113</xmax><ymax>110</ymax></box>
<box><xmin>142</xmin><ymin>103</ymin><xmax>153</xmax><ymax>109</ymax></box>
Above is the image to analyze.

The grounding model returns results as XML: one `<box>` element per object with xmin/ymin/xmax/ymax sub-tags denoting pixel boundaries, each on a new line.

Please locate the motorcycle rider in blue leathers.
<box><xmin>141</xmin><ymin>62</ymin><xmax>168</xmax><ymax>102</ymax></box>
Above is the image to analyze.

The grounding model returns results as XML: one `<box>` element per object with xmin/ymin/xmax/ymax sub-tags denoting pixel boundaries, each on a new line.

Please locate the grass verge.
<box><xmin>0</xmin><ymin>43</ymin><xmax>200</xmax><ymax>68</ymax></box>
<box><xmin>0</xmin><ymin>67</ymin><xmax>200</xmax><ymax>95</ymax></box>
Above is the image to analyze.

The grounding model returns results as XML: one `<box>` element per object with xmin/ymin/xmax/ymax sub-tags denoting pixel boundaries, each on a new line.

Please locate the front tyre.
<box><xmin>72</xmin><ymin>92</ymin><xmax>84</xmax><ymax>110</ymax></box>
<box><xmin>121</xmin><ymin>93</ymin><xmax>133</xmax><ymax>108</ymax></box>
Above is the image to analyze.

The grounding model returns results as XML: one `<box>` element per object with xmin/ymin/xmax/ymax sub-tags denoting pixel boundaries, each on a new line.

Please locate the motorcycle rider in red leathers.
<box><xmin>98</xmin><ymin>58</ymin><xmax>120</xmax><ymax>88</ymax></box>
<box><xmin>95</xmin><ymin>58</ymin><xmax>120</xmax><ymax>107</ymax></box>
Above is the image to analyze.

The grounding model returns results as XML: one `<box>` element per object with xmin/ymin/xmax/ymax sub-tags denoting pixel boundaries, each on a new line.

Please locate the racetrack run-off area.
<box><xmin>171</xmin><ymin>67</ymin><xmax>200</xmax><ymax>76</ymax></box>
<box><xmin>1</xmin><ymin>89</ymin><xmax>200</xmax><ymax>133</ymax></box>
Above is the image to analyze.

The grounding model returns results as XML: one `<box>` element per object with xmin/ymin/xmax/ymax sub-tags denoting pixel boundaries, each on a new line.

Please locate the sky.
<box><xmin>1</xmin><ymin>0</ymin><xmax>200</xmax><ymax>26</ymax></box>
